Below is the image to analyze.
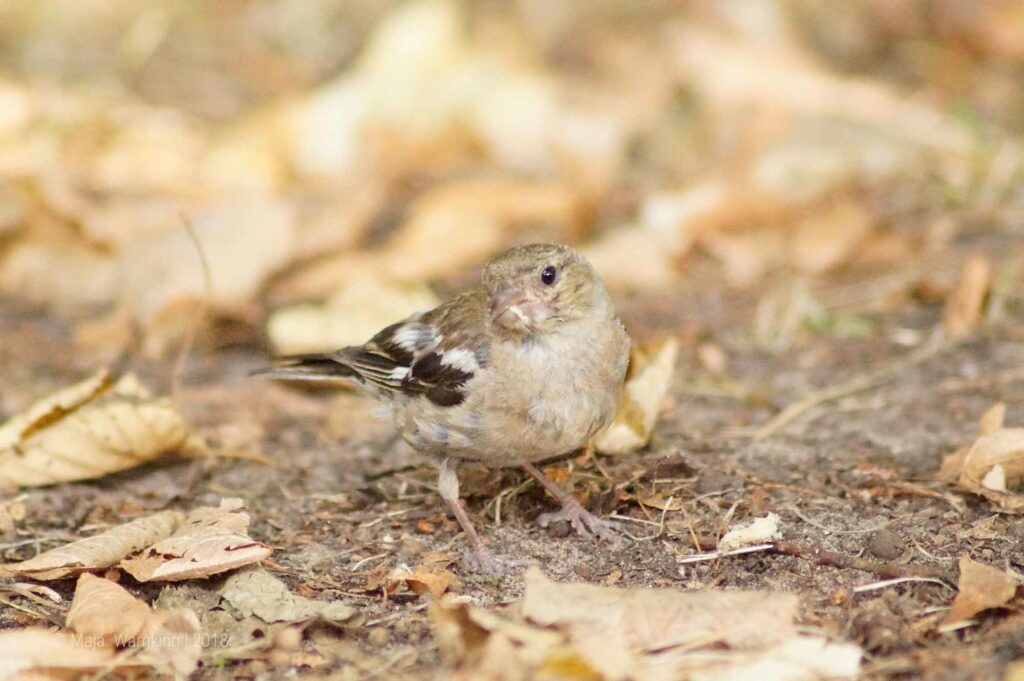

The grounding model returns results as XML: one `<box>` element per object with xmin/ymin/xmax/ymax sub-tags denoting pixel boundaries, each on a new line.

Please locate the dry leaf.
<box><xmin>65</xmin><ymin>573</ymin><xmax>203</xmax><ymax>676</ymax></box>
<box><xmin>669</xmin><ymin>23</ymin><xmax>972</xmax><ymax>155</ymax></box>
<box><xmin>0</xmin><ymin>370</ymin><xmax>194</xmax><ymax>488</ymax></box>
<box><xmin>118</xmin><ymin>193</ymin><xmax>295</xmax><ymax>322</ymax></box>
<box><xmin>432</xmin><ymin>567</ymin><xmax>861</xmax><ymax>681</ymax></box>
<box><xmin>0</xmin><ymin>629</ymin><xmax>113</xmax><ymax>680</ymax></box>
<box><xmin>382</xmin><ymin>553</ymin><xmax>461</xmax><ymax>598</ymax></box>
<box><xmin>267</xmin><ymin>275</ymin><xmax>439</xmax><ymax>355</ymax></box>
<box><xmin>120</xmin><ymin>499</ymin><xmax>271</xmax><ymax>582</ymax></box>
<box><xmin>220</xmin><ymin>568</ymin><xmax>358</xmax><ymax>626</ymax></box>
<box><xmin>956</xmin><ymin>429</ymin><xmax>1024</xmax><ymax>511</ymax></box>
<box><xmin>593</xmin><ymin>339</ymin><xmax>679</xmax><ymax>455</ymax></box>
<box><xmin>66</xmin><ymin>574</ymin><xmax>153</xmax><ymax>647</ymax></box>
<box><xmin>0</xmin><ymin>241</ymin><xmax>118</xmax><ymax>310</ymax></box>
<box><xmin>521</xmin><ymin>567</ymin><xmax>797</xmax><ymax>651</ymax></box>
<box><xmin>0</xmin><ymin>510</ymin><xmax>182</xmax><ymax>580</ymax></box>
<box><xmin>943</xmin><ymin>255</ymin><xmax>992</xmax><ymax>339</ymax></box>
<box><xmin>979</xmin><ymin>403</ymin><xmax>1007</xmax><ymax>436</ymax></box>
<box><xmin>790</xmin><ymin>197</ymin><xmax>874</xmax><ymax>274</ymax></box>
<box><xmin>718</xmin><ymin>513</ymin><xmax>782</xmax><ymax>551</ymax></box>
<box><xmin>940</xmin><ymin>556</ymin><xmax>1019</xmax><ymax>629</ymax></box>
<box><xmin>581</xmin><ymin>226</ymin><xmax>682</xmax><ymax>292</ymax></box>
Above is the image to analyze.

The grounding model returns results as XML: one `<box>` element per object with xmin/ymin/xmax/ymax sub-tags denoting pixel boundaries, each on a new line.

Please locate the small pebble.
<box><xmin>866</xmin><ymin>529</ymin><xmax>904</xmax><ymax>561</ymax></box>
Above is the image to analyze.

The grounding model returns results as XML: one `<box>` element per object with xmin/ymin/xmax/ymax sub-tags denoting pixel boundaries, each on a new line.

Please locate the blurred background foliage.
<box><xmin>0</xmin><ymin>0</ymin><xmax>1020</xmax><ymax>360</ymax></box>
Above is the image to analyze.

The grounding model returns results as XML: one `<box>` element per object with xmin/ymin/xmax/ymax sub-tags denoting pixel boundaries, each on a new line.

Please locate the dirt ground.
<box><xmin>3</xmin><ymin>227</ymin><xmax>1022</xmax><ymax>680</ymax></box>
<box><xmin>3</xmin><ymin>2</ymin><xmax>1024</xmax><ymax>679</ymax></box>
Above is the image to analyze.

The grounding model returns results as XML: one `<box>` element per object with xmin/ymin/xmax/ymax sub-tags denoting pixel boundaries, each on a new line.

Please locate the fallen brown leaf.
<box><xmin>593</xmin><ymin>338</ymin><xmax>679</xmax><ymax>455</ymax></box>
<box><xmin>383</xmin><ymin>553</ymin><xmax>461</xmax><ymax>599</ymax></box>
<box><xmin>943</xmin><ymin>255</ymin><xmax>992</xmax><ymax>339</ymax></box>
<box><xmin>956</xmin><ymin>428</ymin><xmax>1024</xmax><ymax>511</ymax></box>
<box><xmin>120</xmin><ymin>499</ymin><xmax>271</xmax><ymax>582</ymax></box>
<box><xmin>940</xmin><ymin>556</ymin><xmax>1019</xmax><ymax>629</ymax></box>
<box><xmin>0</xmin><ymin>370</ymin><xmax>197</xmax><ymax>488</ymax></box>
<box><xmin>0</xmin><ymin>510</ymin><xmax>182</xmax><ymax>580</ymax></box>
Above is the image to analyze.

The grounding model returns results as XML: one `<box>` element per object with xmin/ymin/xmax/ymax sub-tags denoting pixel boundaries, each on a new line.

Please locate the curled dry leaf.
<box><xmin>65</xmin><ymin>573</ymin><xmax>203</xmax><ymax>676</ymax></box>
<box><xmin>66</xmin><ymin>573</ymin><xmax>153</xmax><ymax>647</ymax></box>
<box><xmin>943</xmin><ymin>255</ymin><xmax>992</xmax><ymax>339</ymax></box>
<box><xmin>940</xmin><ymin>556</ymin><xmax>1019</xmax><ymax>630</ymax></box>
<box><xmin>380</xmin><ymin>553</ymin><xmax>461</xmax><ymax>599</ymax></box>
<box><xmin>0</xmin><ymin>510</ymin><xmax>182</xmax><ymax>580</ymax></box>
<box><xmin>120</xmin><ymin>499</ymin><xmax>271</xmax><ymax>582</ymax></box>
<box><xmin>0</xmin><ymin>369</ymin><xmax>196</xmax><ymax>488</ymax></box>
<box><xmin>955</xmin><ymin>428</ymin><xmax>1024</xmax><ymax>511</ymax></box>
<box><xmin>593</xmin><ymin>338</ymin><xmax>679</xmax><ymax>455</ymax></box>
<box><xmin>267</xmin><ymin>275</ymin><xmax>439</xmax><ymax>355</ymax></box>
<box><xmin>220</xmin><ymin>567</ymin><xmax>358</xmax><ymax>626</ymax></box>
<box><xmin>0</xmin><ymin>629</ymin><xmax>113</xmax><ymax>680</ymax></box>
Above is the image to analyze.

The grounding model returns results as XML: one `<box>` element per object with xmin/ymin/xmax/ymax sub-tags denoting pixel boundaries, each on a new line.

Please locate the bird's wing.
<box><xmin>262</xmin><ymin>290</ymin><xmax>490</xmax><ymax>407</ymax></box>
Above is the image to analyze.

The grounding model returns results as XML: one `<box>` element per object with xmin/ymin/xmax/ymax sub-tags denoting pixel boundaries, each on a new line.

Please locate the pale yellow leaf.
<box><xmin>979</xmin><ymin>403</ymin><xmax>1007</xmax><ymax>436</ymax></box>
<box><xmin>120</xmin><ymin>499</ymin><xmax>271</xmax><ymax>582</ymax></box>
<box><xmin>521</xmin><ymin>566</ymin><xmax>797</xmax><ymax>651</ymax></box>
<box><xmin>65</xmin><ymin>574</ymin><xmax>202</xmax><ymax>676</ymax></box>
<box><xmin>66</xmin><ymin>574</ymin><xmax>152</xmax><ymax>647</ymax></box>
<box><xmin>0</xmin><ymin>372</ymin><xmax>193</xmax><ymax>488</ymax></box>
<box><xmin>593</xmin><ymin>339</ymin><xmax>679</xmax><ymax>455</ymax></box>
<box><xmin>0</xmin><ymin>510</ymin><xmax>182</xmax><ymax>580</ymax></box>
<box><xmin>0</xmin><ymin>629</ymin><xmax>113</xmax><ymax>680</ymax></box>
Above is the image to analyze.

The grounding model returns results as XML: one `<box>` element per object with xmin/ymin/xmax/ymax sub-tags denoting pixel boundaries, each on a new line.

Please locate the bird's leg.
<box><xmin>521</xmin><ymin>462</ymin><xmax>620</xmax><ymax>543</ymax></box>
<box><xmin>437</xmin><ymin>458</ymin><xmax>523</xmax><ymax>573</ymax></box>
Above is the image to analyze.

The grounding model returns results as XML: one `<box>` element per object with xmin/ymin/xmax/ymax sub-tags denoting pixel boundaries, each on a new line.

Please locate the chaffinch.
<box><xmin>261</xmin><ymin>243</ymin><xmax>630</xmax><ymax>570</ymax></box>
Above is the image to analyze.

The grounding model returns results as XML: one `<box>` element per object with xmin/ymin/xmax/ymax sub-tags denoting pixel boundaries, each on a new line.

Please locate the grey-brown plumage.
<box><xmin>260</xmin><ymin>243</ymin><xmax>630</xmax><ymax>570</ymax></box>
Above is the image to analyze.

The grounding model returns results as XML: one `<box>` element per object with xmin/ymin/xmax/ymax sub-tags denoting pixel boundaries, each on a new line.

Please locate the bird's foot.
<box><xmin>537</xmin><ymin>497</ymin><xmax>621</xmax><ymax>544</ymax></box>
<box><xmin>464</xmin><ymin>546</ymin><xmax>528</xmax><ymax>576</ymax></box>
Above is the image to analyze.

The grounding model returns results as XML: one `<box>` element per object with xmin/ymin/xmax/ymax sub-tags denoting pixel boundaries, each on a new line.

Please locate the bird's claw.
<box><xmin>538</xmin><ymin>498</ymin><xmax>621</xmax><ymax>544</ymax></box>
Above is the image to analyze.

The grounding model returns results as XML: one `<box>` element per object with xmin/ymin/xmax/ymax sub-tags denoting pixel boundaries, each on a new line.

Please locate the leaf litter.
<box><xmin>0</xmin><ymin>369</ymin><xmax>198</xmax><ymax>488</ymax></box>
<box><xmin>432</xmin><ymin>566</ymin><xmax>861</xmax><ymax>681</ymax></box>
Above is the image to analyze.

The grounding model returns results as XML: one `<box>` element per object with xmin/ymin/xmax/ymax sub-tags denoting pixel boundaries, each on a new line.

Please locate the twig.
<box><xmin>853</xmin><ymin>576</ymin><xmax>954</xmax><ymax>594</ymax></box>
<box><xmin>755</xmin><ymin>334</ymin><xmax>946</xmax><ymax>440</ymax></box>
<box><xmin>676</xmin><ymin>543</ymin><xmax>775</xmax><ymax>564</ymax></box>
<box><xmin>171</xmin><ymin>214</ymin><xmax>212</xmax><ymax>400</ymax></box>
<box><xmin>772</xmin><ymin>540</ymin><xmax>953</xmax><ymax>581</ymax></box>
<box><xmin>940</xmin><ymin>366</ymin><xmax>1024</xmax><ymax>393</ymax></box>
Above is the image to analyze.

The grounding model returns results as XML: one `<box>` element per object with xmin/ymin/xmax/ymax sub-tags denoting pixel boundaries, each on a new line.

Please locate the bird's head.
<box><xmin>482</xmin><ymin>243</ymin><xmax>605</xmax><ymax>337</ymax></box>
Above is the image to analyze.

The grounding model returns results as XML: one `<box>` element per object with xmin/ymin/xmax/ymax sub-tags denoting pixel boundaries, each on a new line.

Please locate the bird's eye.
<box><xmin>540</xmin><ymin>265</ymin><xmax>558</xmax><ymax>286</ymax></box>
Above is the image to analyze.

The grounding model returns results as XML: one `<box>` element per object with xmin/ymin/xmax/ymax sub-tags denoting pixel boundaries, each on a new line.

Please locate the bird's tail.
<box><xmin>252</xmin><ymin>353</ymin><xmax>358</xmax><ymax>384</ymax></box>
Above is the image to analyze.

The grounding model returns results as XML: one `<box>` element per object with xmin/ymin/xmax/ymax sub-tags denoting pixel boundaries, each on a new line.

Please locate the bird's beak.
<box><xmin>490</xmin><ymin>282</ymin><xmax>533</xmax><ymax>332</ymax></box>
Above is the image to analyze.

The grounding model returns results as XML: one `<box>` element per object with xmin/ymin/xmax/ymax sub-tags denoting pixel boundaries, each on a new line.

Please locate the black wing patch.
<box><xmin>404</xmin><ymin>351</ymin><xmax>475</xmax><ymax>406</ymax></box>
<box><xmin>263</xmin><ymin>297</ymin><xmax>488</xmax><ymax>408</ymax></box>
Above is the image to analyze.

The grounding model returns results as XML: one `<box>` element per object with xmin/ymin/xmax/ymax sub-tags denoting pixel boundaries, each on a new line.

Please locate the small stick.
<box><xmin>772</xmin><ymin>540</ymin><xmax>953</xmax><ymax>581</ymax></box>
<box><xmin>171</xmin><ymin>214</ymin><xmax>212</xmax><ymax>400</ymax></box>
<box><xmin>755</xmin><ymin>334</ymin><xmax>946</xmax><ymax>440</ymax></box>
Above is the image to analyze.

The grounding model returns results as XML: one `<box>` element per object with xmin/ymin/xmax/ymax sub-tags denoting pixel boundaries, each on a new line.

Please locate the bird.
<box><xmin>258</xmin><ymin>243</ymin><xmax>630</xmax><ymax>570</ymax></box>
